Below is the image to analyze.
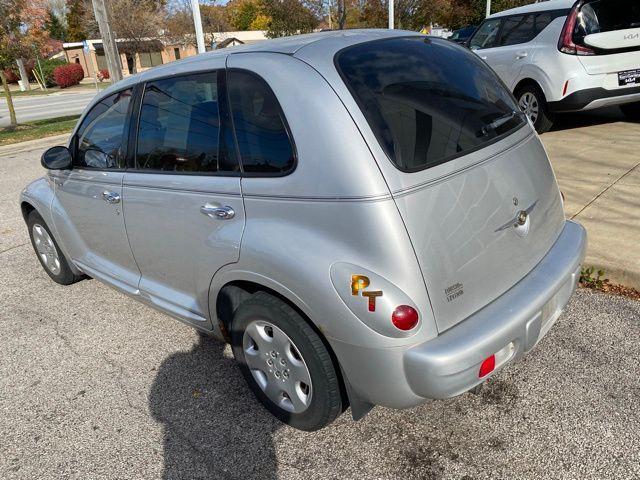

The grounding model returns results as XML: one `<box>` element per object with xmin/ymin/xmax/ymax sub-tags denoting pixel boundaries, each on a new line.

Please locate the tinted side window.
<box><xmin>499</xmin><ymin>14</ymin><xmax>535</xmax><ymax>46</ymax></box>
<box><xmin>533</xmin><ymin>12</ymin><xmax>555</xmax><ymax>35</ymax></box>
<box><xmin>135</xmin><ymin>72</ymin><xmax>231</xmax><ymax>173</ymax></box>
<box><xmin>228</xmin><ymin>70</ymin><xmax>295</xmax><ymax>175</ymax></box>
<box><xmin>469</xmin><ymin>18</ymin><xmax>501</xmax><ymax>50</ymax></box>
<box><xmin>76</xmin><ymin>89</ymin><xmax>132</xmax><ymax>169</ymax></box>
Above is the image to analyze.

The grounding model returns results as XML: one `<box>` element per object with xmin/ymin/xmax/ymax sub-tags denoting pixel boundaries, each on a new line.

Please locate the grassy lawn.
<box><xmin>1</xmin><ymin>82</ymin><xmax>111</xmax><ymax>98</ymax></box>
<box><xmin>0</xmin><ymin>115</ymin><xmax>79</xmax><ymax>146</ymax></box>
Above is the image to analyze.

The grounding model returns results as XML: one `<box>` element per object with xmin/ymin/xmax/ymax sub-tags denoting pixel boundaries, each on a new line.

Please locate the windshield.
<box><xmin>336</xmin><ymin>37</ymin><xmax>525</xmax><ymax>172</ymax></box>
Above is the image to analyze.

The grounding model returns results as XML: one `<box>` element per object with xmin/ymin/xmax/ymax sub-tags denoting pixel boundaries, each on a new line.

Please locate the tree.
<box><xmin>66</xmin><ymin>0</ymin><xmax>87</xmax><ymax>41</ymax></box>
<box><xmin>0</xmin><ymin>0</ymin><xmax>24</xmax><ymax>127</ymax></box>
<box><xmin>227</xmin><ymin>0</ymin><xmax>263</xmax><ymax>31</ymax></box>
<box><xmin>90</xmin><ymin>0</ymin><xmax>165</xmax><ymax>74</ymax></box>
<box><xmin>263</xmin><ymin>0</ymin><xmax>317</xmax><ymax>38</ymax></box>
<box><xmin>45</xmin><ymin>8</ymin><xmax>67</xmax><ymax>40</ymax></box>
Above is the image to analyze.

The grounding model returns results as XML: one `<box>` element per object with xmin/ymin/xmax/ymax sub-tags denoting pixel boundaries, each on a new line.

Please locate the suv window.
<box><xmin>135</xmin><ymin>71</ymin><xmax>235</xmax><ymax>173</ymax></box>
<box><xmin>499</xmin><ymin>14</ymin><xmax>535</xmax><ymax>46</ymax></box>
<box><xmin>227</xmin><ymin>70</ymin><xmax>295</xmax><ymax>175</ymax></box>
<box><xmin>75</xmin><ymin>89</ymin><xmax>132</xmax><ymax>169</ymax></box>
<box><xmin>469</xmin><ymin>18</ymin><xmax>501</xmax><ymax>49</ymax></box>
<box><xmin>336</xmin><ymin>37</ymin><xmax>525</xmax><ymax>172</ymax></box>
<box><xmin>574</xmin><ymin>0</ymin><xmax>640</xmax><ymax>41</ymax></box>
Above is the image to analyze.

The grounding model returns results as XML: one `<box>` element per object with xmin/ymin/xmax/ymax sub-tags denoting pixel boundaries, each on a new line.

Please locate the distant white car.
<box><xmin>468</xmin><ymin>0</ymin><xmax>640</xmax><ymax>132</ymax></box>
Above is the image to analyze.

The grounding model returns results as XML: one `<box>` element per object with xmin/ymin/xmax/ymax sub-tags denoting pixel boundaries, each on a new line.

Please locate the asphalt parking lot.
<box><xmin>1</xmin><ymin>116</ymin><xmax>639</xmax><ymax>479</ymax></box>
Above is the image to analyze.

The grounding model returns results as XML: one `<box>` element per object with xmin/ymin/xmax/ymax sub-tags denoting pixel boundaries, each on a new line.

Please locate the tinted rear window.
<box><xmin>575</xmin><ymin>0</ymin><xmax>640</xmax><ymax>40</ymax></box>
<box><xmin>336</xmin><ymin>37</ymin><xmax>525</xmax><ymax>172</ymax></box>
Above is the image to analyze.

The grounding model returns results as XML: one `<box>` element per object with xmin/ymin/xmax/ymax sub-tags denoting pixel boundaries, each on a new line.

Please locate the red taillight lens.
<box><xmin>558</xmin><ymin>6</ymin><xmax>595</xmax><ymax>56</ymax></box>
<box><xmin>391</xmin><ymin>305</ymin><xmax>419</xmax><ymax>331</ymax></box>
<box><xmin>479</xmin><ymin>355</ymin><xmax>496</xmax><ymax>378</ymax></box>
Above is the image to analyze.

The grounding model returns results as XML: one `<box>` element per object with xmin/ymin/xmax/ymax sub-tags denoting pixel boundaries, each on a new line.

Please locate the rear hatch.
<box><xmin>570</xmin><ymin>0</ymin><xmax>640</xmax><ymax>76</ymax></box>
<box><xmin>336</xmin><ymin>36</ymin><xmax>566</xmax><ymax>332</ymax></box>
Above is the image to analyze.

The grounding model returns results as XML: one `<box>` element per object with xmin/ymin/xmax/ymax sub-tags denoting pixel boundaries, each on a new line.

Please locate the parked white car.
<box><xmin>468</xmin><ymin>0</ymin><xmax>640</xmax><ymax>132</ymax></box>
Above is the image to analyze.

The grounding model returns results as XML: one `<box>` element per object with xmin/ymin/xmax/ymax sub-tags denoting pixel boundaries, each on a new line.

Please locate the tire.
<box><xmin>620</xmin><ymin>102</ymin><xmax>640</xmax><ymax>120</ymax></box>
<box><xmin>515</xmin><ymin>84</ymin><xmax>554</xmax><ymax>134</ymax></box>
<box><xmin>27</xmin><ymin>210</ymin><xmax>83</xmax><ymax>285</ymax></box>
<box><xmin>231</xmin><ymin>292</ymin><xmax>343</xmax><ymax>431</ymax></box>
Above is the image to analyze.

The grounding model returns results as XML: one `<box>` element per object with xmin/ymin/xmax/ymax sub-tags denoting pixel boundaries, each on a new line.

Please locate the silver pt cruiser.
<box><xmin>21</xmin><ymin>30</ymin><xmax>587</xmax><ymax>431</ymax></box>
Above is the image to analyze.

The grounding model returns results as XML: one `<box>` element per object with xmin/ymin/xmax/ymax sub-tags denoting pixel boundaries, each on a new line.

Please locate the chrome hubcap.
<box><xmin>32</xmin><ymin>224</ymin><xmax>61</xmax><ymax>275</ymax></box>
<box><xmin>242</xmin><ymin>320</ymin><xmax>312</xmax><ymax>414</ymax></box>
<box><xmin>519</xmin><ymin>92</ymin><xmax>539</xmax><ymax>124</ymax></box>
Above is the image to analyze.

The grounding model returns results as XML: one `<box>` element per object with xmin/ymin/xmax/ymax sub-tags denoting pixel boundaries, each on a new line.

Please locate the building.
<box><xmin>63</xmin><ymin>31</ymin><xmax>268</xmax><ymax>78</ymax></box>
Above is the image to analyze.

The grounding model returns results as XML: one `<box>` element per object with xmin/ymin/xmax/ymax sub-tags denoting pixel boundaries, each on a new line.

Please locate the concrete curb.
<box><xmin>0</xmin><ymin>133</ymin><xmax>70</xmax><ymax>157</ymax></box>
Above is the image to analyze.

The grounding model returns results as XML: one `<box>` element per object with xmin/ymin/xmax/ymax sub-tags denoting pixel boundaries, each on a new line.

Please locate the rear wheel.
<box><xmin>27</xmin><ymin>211</ymin><xmax>83</xmax><ymax>285</ymax></box>
<box><xmin>231</xmin><ymin>292</ymin><xmax>342</xmax><ymax>431</ymax></box>
<box><xmin>620</xmin><ymin>102</ymin><xmax>640</xmax><ymax>120</ymax></box>
<box><xmin>516</xmin><ymin>84</ymin><xmax>554</xmax><ymax>134</ymax></box>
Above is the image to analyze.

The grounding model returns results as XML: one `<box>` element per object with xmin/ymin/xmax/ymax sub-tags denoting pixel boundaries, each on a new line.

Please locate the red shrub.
<box><xmin>3</xmin><ymin>61</ymin><xmax>35</xmax><ymax>84</ymax></box>
<box><xmin>3</xmin><ymin>69</ymin><xmax>19</xmax><ymax>83</ymax></box>
<box><xmin>53</xmin><ymin>63</ymin><xmax>85</xmax><ymax>88</ymax></box>
<box><xmin>97</xmin><ymin>69</ymin><xmax>110</xmax><ymax>81</ymax></box>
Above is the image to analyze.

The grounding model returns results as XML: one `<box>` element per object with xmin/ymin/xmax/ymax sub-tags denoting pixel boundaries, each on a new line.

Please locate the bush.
<box><xmin>37</xmin><ymin>59</ymin><xmax>67</xmax><ymax>87</ymax></box>
<box><xmin>97</xmin><ymin>69</ymin><xmax>110</xmax><ymax>82</ymax></box>
<box><xmin>53</xmin><ymin>63</ymin><xmax>84</xmax><ymax>88</ymax></box>
<box><xmin>3</xmin><ymin>60</ymin><xmax>35</xmax><ymax>84</ymax></box>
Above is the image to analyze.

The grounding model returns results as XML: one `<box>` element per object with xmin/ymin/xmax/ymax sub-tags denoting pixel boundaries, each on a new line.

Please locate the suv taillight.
<box><xmin>558</xmin><ymin>3</ymin><xmax>596</xmax><ymax>56</ymax></box>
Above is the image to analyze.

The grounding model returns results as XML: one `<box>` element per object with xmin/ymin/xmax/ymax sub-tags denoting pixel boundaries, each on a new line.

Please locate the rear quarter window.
<box><xmin>336</xmin><ymin>37</ymin><xmax>526</xmax><ymax>172</ymax></box>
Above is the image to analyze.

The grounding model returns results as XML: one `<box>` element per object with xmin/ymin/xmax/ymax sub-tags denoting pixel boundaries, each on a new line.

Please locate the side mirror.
<box><xmin>41</xmin><ymin>146</ymin><xmax>72</xmax><ymax>170</ymax></box>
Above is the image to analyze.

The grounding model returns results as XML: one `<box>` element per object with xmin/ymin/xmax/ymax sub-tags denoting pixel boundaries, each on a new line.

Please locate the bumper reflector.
<box><xmin>479</xmin><ymin>355</ymin><xmax>495</xmax><ymax>378</ymax></box>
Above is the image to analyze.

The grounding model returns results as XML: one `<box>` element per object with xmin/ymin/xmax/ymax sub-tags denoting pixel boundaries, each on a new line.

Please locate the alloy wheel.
<box><xmin>519</xmin><ymin>92</ymin><xmax>540</xmax><ymax>125</ymax></box>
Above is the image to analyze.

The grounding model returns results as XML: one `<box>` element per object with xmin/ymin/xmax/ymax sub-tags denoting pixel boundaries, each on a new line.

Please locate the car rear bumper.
<box><xmin>548</xmin><ymin>85</ymin><xmax>640</xmax><ymax>112</ymax></box>
<box><xmin>403</xmin><ymin>220</ymin><xmax>587</xmax><ymax>400</ymax></box>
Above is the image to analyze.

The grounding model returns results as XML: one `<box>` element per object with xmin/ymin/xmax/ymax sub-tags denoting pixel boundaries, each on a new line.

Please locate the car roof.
<box><xmin>489</xmin><ymin>0</ymin><xmax>574</xmax><ymax>18</ymax></box>
<box><xmin>91</xmin><ymin>29</ymin><xmax>418</xmax><ymax>103</ymax></box>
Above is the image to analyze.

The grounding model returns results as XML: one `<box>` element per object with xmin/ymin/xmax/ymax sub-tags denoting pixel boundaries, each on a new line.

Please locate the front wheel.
<box><xmin>516</xmin><ymin>84</ymin><xmax>554</xmax><ymax>134</ymax></box>
<box><xmin>27</xmin><ymin>211</ymin><xmax>83</xmax><ymax>285</ymax></box>
<box><xmin>231</xmin><ymin>292</ymin><xmax>343</xmax><ymax>431</ymax></box>
<box><xmin>620</xmin><ymin>102</ymin><xmax>640</xmax><ymax>120</ymax></box>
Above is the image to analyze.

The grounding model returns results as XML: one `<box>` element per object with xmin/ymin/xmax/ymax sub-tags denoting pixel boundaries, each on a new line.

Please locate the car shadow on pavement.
<box><xmin>549</xmin><ymin>106</ymin><xmax>631</xmax><ymax>132</ymax></box>
<box><xmin>149</xmin><ymin>333</ymin><xmax>280</xmax><ymax>480</ymax></box>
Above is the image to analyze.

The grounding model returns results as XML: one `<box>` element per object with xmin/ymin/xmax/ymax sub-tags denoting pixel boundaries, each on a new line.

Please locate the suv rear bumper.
<box><xmin>548</xmin><ymin>85</ymin><xmax>640</xmax><ymax>112</ymax></box>
<box><xmin>403</xmin><ymin>220</ymin><xmax>587</xmax><ymax>400</ymax></box>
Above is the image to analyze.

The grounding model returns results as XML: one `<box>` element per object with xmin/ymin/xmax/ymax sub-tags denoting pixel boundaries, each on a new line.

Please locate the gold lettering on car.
<box><xmin>351</xmin><ymin>275</ymin><xmax>383</xmax><ymax>312</ymax></box>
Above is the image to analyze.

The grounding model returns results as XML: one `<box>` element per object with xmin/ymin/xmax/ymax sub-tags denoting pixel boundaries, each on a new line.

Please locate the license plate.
<box><xmin>618</xmin><ymin>69</ymin><xmax>640</xmax><ymax>86</ymax></box>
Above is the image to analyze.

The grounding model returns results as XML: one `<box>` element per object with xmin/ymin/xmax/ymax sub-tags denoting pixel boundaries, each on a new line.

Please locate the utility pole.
<box><xmin>486</xmin><ymin>0</ymin><xmax>491</xmax><ymax>18</ymax></box>
<box><xmin>91</xmin><ymin>0</ymin><xmax>122</xmax><ymax>83</ymax></box>
<box><xmin>389</xmin><ymin>0</ymin><xmax>394</xmax><ymax>29</ymax></box>
<box><xmin>191</xmin><ymin>0</ymin><xmax>206</xmax><ymax>54</ymax></box>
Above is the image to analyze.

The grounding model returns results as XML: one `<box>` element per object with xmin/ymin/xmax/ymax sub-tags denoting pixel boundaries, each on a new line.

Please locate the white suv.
<box><xmin>468</xmin><ymin>0</ymin><xmax>640</xmax><ymax>132</ymax></box>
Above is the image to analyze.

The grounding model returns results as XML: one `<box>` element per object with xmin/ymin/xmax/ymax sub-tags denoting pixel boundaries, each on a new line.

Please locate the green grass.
<box><xmin>0</xmin><ymin>115</ymin><xmax>80</xmax><ymax>146</ymax></box>
<box><xmin>1</xmin><ymin>81</ymin><xmax>112</xmax><ymax>97</ymax></box>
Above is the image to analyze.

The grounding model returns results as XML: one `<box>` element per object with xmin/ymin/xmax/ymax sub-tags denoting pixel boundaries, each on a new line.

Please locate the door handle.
<box><xmin>101</xmin><ymin>190</ymin><xmax>120</xmax><ymax>204</ymax></box>
<box><xmin>200</xmin><ymin>203</ymin><xmax>235</xmax><ymax>220</ymax></box>
<box><xmin>480</xmin><ymin>56</ymin><xmax>488</xmax><ymax>60</ymax></box>
<box><xmin>516</xmin><ymin>52</ymin><xmax>528</xmax><ymax>59</ymax></box>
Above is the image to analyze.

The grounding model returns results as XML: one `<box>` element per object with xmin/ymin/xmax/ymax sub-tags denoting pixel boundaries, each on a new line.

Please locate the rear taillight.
<box><xmin>391</xmin><ymin>305</ymin><xmax>419</xmax><ymax>331</ymax></box>
<box><xmin>558</xmin><ymin>5</ymin><xmax>596</xmax><ymax>56</ymax></box>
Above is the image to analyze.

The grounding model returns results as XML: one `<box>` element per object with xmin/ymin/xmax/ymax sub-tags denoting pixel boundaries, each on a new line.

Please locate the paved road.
<box><xmin>1</xmin><ymin>122</ymin><xmax>639</xmax><ymax>480</ymax></box>
<box><xmin>0</xmin><ymin>91</ymin><xmax>97</xmax><ymax>127</ymax></box>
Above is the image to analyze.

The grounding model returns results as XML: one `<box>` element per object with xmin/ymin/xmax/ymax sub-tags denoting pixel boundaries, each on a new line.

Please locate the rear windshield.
<box><xmin>336</xmin><ymin>37</ymin><xmax>525</xmax><ymax>172</ymax></box>
<box><xmin>575</xmin><ymin>0</ymin><xmax>640</xmax><ymax>41</ymax></box>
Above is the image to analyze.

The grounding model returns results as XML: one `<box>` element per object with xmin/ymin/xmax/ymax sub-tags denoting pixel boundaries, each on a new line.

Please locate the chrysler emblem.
<box><xmin>495</xmin><ymin>200</ymin><xmax>538</xmax><ymax>237</ymax></box>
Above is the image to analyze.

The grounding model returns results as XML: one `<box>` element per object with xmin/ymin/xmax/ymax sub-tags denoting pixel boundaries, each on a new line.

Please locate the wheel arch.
<box><xmin>20</xmin><ymin>200</ymin><xmax>36</xmax><ymax>222</ymax></box>
<box><xmin>213</xmin><ymin>277</ymin><xmax>373</xmax><ymax>420</ymax></box>
<box><xmin>514</xmin><ymin>78</ymin><xmax>545</xmax><ymax>99</ymax></box>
